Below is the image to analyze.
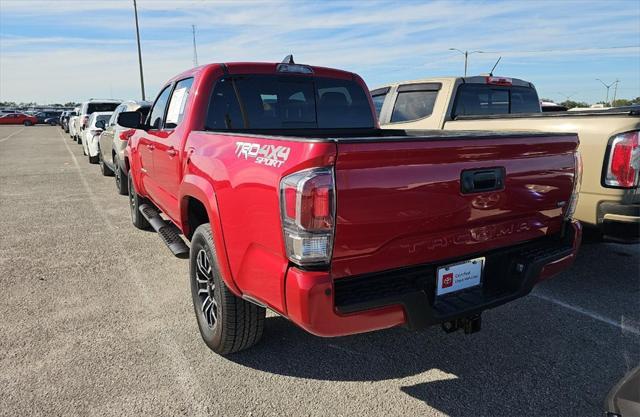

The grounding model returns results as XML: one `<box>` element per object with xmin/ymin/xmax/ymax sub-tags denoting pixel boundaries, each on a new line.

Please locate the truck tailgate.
<box><xmin>331</xmin><ymin>133</ymin><xmax>578</xmax><ymax>278</ymax></box>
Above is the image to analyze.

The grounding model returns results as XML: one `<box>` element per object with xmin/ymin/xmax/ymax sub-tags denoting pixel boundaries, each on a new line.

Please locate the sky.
<box><xmin>1</xmin><ymin>0</ymin><xmax>639</xmax><ymax>104</ymax></box>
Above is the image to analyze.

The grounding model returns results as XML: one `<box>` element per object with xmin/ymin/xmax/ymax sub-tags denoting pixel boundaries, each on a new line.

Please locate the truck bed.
<box><xmin>197</xmin><ymin>128</ymin><xmax>577</xmax><ymax>142</ymax></box>
<box><xmin>453</xmin><ymin>106</ymin><xmax>640</xmax><ymax>121</ymax></box>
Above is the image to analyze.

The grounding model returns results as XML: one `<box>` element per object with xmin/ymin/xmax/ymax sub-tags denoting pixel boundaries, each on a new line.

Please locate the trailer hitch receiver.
<box><xmin>441</xmin><ymin>314</ymin><xmax>482</xmax><ymax>335</ymax></box>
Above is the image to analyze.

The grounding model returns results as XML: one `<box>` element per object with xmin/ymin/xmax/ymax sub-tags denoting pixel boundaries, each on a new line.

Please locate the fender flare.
<box><xmin>179</xmin><ymin>174</ymin><xmax>241</xmax><ymax>296</ymax></box>
<box><xmin>123</xmin><ymin>145</ymin><xmax>145</xmax><ymax>196</ymax></box>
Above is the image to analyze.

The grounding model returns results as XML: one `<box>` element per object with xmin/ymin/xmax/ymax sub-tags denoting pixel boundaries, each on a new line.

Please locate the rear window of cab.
<box><xmin>452</xmin><ymin>84</ymin><xmax>540</xmax><ymax>117</ymax></box>
<box><xmin>87</xmin><ymin>102</ymin><xmax>120</xmax><ymax>114</ymax></box>
<box><xmin>205</xmin><ymin>75</ymin><xmax>374</xmax><ymax>130</ymax></box>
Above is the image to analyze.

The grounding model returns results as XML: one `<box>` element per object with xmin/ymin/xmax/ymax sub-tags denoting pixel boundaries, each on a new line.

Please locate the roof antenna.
<box><xmin>282</xmin><ymin>54</ymin><xmax>295</xmax><ymax>64</ymax></box>
<box><xmin>489</xmin><ymin>56</ymin><xmax>502</xmax><ymax>76</ymax></box>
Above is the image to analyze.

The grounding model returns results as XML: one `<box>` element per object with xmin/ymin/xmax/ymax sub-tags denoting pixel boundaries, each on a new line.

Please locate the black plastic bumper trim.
<box><xmin>333</xmin><ymin>230</ymin><xmax>576</xmax><ymax>330</ymax></box>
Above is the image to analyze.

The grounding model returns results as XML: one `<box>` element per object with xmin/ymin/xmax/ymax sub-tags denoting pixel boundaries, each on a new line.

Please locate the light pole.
<box><xmin>192</xmin><ymin>25</ymin><xmax>199</xmax><ymax>67</ymax></box>
<box><xmin>596</xmin><ymin>78</ymin><xmax>618</xmax><ymax>105</ymax></box>
<box><xmin>449</xmin><ymin>48</ymin><xmax>484</xmax><ymax>77</ymax></box>
<box><xmin>612</xmin><ymin>79</ymin><xmax>620</xmax><ymax>105</ymax></box>
<box><xmin>133</xmin><ymin>0</ymin><xmax>146</xmax><ymax>101</ymax></box>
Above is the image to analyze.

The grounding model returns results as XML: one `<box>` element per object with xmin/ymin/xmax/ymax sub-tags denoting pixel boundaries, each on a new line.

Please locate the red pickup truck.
<box><xmin>118</xmin><ymin>59</ymin><xmax>582</xmax><ymax>355</ymax></box>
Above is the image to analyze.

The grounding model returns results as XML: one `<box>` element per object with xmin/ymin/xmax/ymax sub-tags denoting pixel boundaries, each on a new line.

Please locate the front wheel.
<box><xmin>127</xmin><ymin>172</ymin><xmax>149</xmax><ymax>230</ymax></box>
<box><xmin>23</xmin><ymin>121</ymin><xmax>32</xmax><ymax>126</ymax></box>
<box><xmin>190</xmin><ymin>223</ymin><xmax>265</xmax><ymax>355</ymax></box>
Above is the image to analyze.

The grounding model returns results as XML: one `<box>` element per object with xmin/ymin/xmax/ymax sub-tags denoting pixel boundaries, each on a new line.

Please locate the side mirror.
<box><xmin>117</xmin><ymin>111</ymin><xmax>143</xmax><ymax>129</ymax></box>
<box><xmin>95</xmin><ymin>120</ymin><xmax>106</xmax><ymax>129</ymax></box>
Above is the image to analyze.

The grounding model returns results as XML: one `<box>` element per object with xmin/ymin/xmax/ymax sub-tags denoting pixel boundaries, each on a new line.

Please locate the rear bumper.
<box><xmin>597</xmin><ymin>201</ymin><xmax>640</xmax><ymax>243</ymax></box>
<box><xmin>284</xmin><ymin>221</ymin><xmax>581</xmax><ymax>337</ymax></box>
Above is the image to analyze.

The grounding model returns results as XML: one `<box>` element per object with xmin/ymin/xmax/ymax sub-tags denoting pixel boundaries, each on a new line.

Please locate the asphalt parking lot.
<box><xmin>0</xmin><ymin>125</ymin><xmax>638</xmax><ymax>417</ymax></box>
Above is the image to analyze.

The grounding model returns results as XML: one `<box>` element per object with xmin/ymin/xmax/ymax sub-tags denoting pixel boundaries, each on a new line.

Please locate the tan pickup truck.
<box><xmin>372</xmin><ymin>76</ymin><xmax>640</xmax><ymax>243</ymax></box>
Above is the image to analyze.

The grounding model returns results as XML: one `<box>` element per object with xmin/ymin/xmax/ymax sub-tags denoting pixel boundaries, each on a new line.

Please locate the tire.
<box><xmin>99</xmin><ymin>151</ymin><xmax>114</xmax><ymax>176</ymax></box>
<box><xmin>89</xmin><ymin>154</ymin><xmax>99</xmax><ymax>164</ymax></box>
<box><xmin>190</xmin><ymin>223</ymin><xmax>265</xmax><ymax>355</ymax></box>
<box><xmin>128</xmin><ymin>172</ymin><xmax>150</xmax><ymax>230</ymax></box>
<box><xmin>114</xmin><ymin>156</ymin><xmax>128</xmax><ymax>195</ymax></box>
<box><xmin>23</xmin><ymin>121</ymin><xmax>32</xmax><ymax>126</ymax></box>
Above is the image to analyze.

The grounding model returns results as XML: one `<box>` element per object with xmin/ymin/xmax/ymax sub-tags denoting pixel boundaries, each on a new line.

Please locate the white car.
<box><xmin>68</xmin><ymin>106</ymin><xmax>80</xmax><ymax>141</ymax></box>
<box><xmin>82</xmin><ymin>112</ymin><xmax>113</xmax><ymax>164</ymax></box>
<box><xmin>76</xmin><ymin>99</ymin><xmax>121</xmax><ymax>145</ymax></box>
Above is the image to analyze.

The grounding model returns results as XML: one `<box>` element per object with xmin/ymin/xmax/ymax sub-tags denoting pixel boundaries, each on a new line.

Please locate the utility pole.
<box><xmin>449</xmin><ymin>48</ymin><xmax>484</xmax><ymax>77</ymax></box>
<box><xmin>596</xmin><ymin>78</ymin><xmax>618</xmax><ymax>105</ymax></box>
<box><xmin>133</xmin><ymin>0</ymin><xmax>146</xmax><ymax>100</ymax></box>
<box><xmin>192</xmin><ymin>25</ymin><xmax>199</xmax><ymax>67</ymax></box>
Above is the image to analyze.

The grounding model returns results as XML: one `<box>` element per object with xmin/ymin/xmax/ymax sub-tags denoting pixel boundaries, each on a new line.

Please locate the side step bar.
<box><xmin>139</xmin><ymin>203</ymin><xmax>190</xmax><ymax>259</ymax></box>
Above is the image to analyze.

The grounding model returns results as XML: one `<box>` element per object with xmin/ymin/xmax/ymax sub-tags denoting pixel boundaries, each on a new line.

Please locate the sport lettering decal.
<box><xmin>235</xmin><ymin>142</ymin><xmax>291</xmax><ymax>168</ymax></box>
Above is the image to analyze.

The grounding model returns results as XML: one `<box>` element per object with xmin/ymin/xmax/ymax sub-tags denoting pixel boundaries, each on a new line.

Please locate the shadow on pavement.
<box><xmin>228</xmin><ymin>242</ymin><xmax>639</xmax><ymax>416</ymax></box>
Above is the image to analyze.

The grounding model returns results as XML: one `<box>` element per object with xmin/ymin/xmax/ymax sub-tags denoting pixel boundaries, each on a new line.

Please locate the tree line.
<box><xmin>540</xmin><ymin>97</ymin><xmax>640</xmax><ymax>109</ymax></box>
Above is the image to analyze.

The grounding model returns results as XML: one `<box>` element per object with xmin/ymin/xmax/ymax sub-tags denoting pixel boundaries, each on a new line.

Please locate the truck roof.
<box><xmin>166</xmin><ymin>62</ymin><xmax>359</xmax><ymax>85</ymax></box>
<box><xmin>372</xmin><ymin>75</ymin><xmax>533</xmax><ymax>92</ymax></box>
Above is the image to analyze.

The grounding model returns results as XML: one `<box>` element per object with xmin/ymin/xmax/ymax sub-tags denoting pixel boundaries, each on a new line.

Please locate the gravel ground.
<box><xmin>0</xmin><ymin>125</ymin><xmax>638</xmax><ymax>417</ymax></box>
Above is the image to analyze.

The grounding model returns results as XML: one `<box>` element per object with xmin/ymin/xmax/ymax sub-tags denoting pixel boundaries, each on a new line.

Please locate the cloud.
<box><xmin>0</xmin><ymin>0</ymin><xmax>638</xmax><ymax>103</ymax></box>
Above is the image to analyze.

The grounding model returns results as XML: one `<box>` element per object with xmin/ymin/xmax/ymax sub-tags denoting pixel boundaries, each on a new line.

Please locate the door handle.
<box><xmin>167</xmin><ymin>147</ymin><xmax>177</xmax><ymax>157</ymax></box>
<box><xmin>146</xmin><ymin>144</ymin><xmax>155</xmax><ymax>150</ymax></box>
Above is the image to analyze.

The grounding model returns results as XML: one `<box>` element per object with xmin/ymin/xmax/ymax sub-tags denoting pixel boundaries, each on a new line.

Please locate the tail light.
<box><xmin>81</xmin><ymin>115</ymin><xmax>89</xmax><ymax>129</ymax></box>
<box><xmin>565</xmin><ymin>151</ymin><xmax>582</xmax><ymax>220</ymax></box>
<box><xmin>280</xmin><ymin>167</ymin><xmax>335</xmax><ymax>266</ymax></box>
<box><xmin>604</xmin><ymin>130</ymin><xmax>639</xmax><ymax>188</ymax></box>
<box><xmin>89</xmin><ymin>129</ymin><xmax>103</xmax><ymax>136</ymax></box>
<box><xmin>119</xmin><ymin>129</ymin><xmax>135</xmax><ymax>141</ymax></box>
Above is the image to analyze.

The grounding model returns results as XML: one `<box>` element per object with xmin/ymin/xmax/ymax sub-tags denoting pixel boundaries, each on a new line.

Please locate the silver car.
<box><xmin>98</xmin><ymin>100</ymin><xmax>151</xmax><ymax>194</ymax></box>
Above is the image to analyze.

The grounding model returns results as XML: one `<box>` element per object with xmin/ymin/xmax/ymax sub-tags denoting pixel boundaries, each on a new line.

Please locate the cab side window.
<box><xmin>371</xmin><ymin>94</ymin><xmax>386</xmax><ymax>118</ymax></box>
<box><xmin>369</xmin><ymin>87</ymin><xmax>389</xmax><ymax>119</ymax></box>
<box><xmin>390</xmin><ymin>83</ymin><xmax>440</xmax><ymax>123</ymax></box>
<box><xmin>165</xmin><ymin>78</ymin><xmax>194</xmax><ymax>129</ymax></box>
<box><xmin>148</xmin><ymin>85</ymin><xmax>173</xmax><ymax>129</ymax></box>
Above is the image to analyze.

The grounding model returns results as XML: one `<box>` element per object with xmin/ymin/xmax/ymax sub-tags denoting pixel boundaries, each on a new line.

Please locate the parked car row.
<box><xmin>66</xmin><ymin>100</ymin><xmax>150</xmax><ymax>184</ymax></box>
<box><xmin>67</xmin><ymin>58</ymin><xmax>587</xmax><ymax>357</ymax></box>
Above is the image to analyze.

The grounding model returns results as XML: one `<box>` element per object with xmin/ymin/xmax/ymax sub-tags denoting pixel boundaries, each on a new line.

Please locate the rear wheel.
<box><xmin>128</xmin><ymin>172</ymin><xmax>149</xmax><ymax>230</ymax></box>
<box><xmin>89</xmin><ymin>154</ymin><xmax>99</xmax><ymax>164</ymax></box>
<box><xmin>190</xmin><ymin>223</ymin><xmax>265</xmax><ymax>355</ymax></box>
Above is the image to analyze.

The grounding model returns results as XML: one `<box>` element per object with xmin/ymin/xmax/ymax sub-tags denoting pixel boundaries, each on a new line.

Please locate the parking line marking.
<box><xmin>0</xmin><ymin>127</ymin><xmax>25</xmax><ymax>143</ymax></box>
<box><xmin>532</xmin><ymin>292</ymin><xmax>640</xmax><ymax>337</ymax></box>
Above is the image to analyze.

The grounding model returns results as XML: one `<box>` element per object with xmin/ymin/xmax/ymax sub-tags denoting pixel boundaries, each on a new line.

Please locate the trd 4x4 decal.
<box><xmin>235</xmin><ymin>142</ymin><xmax>291</xmax><ymax>168</ymax></box>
